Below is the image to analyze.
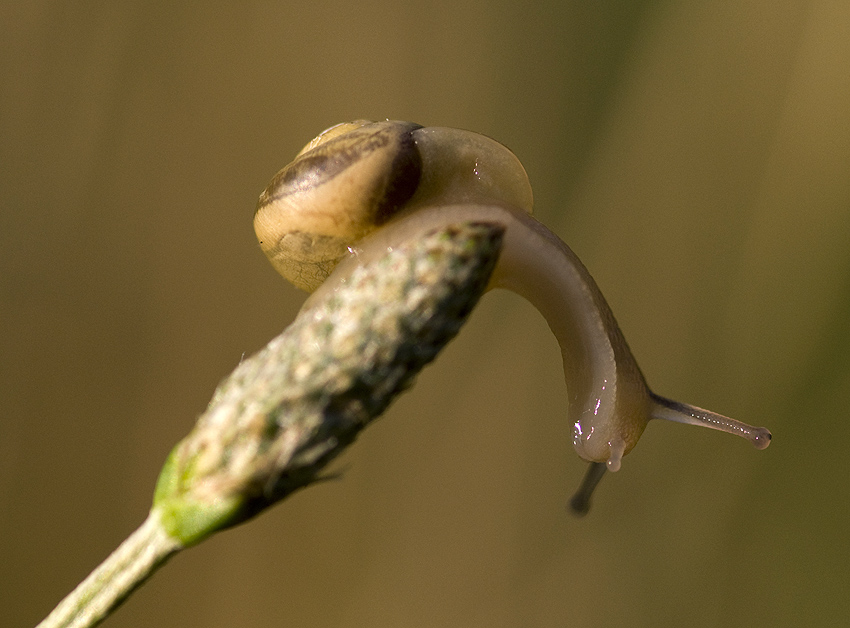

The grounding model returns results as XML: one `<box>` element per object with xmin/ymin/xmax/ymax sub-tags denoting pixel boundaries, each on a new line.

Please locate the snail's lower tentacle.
<box><xmin>569</xmin><ymin>462</ymin><xmax>607</xmax><ymax>516</ymax></box>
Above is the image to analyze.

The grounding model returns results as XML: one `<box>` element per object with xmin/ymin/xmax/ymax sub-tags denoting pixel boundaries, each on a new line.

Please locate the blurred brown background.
<box><xmin>2</xmin><ymin>2</ymin><xmax>848</xmax><ymax>626</ymax></box>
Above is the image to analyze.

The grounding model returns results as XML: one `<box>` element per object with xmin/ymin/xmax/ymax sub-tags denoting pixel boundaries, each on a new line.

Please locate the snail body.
<box><xmin>255</xmin><ymin>120</ymin><xmax>771</xmax><ymax>513</ymax></box>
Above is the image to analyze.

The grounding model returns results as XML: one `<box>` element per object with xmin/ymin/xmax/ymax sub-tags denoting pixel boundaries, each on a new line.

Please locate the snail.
<box><xmin>254</xmin><ymin>120</ymin><xmax>771</xmax><ymax>514</ymax></box>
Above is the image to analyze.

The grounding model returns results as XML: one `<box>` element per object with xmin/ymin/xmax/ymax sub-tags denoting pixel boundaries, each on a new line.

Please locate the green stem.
<box><xmin>35</xmin><ymin>223</ymin><xmax>503</xmax><ymax>627</ymax></box>
<box><xmin>35</xmin><ymin>510</ymin><xmax>181</xmax><ymax>628</ymax></box>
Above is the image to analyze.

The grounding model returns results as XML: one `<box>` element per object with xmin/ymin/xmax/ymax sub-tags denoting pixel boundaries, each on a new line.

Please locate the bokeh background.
<box><xmin>2</xmin><ymin>2</ymin><xmax>849</xmax><ymax>626</ymax></box>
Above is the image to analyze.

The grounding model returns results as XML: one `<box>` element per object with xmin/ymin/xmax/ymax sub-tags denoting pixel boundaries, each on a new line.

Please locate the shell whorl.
<box><xmin>254</xmin><ymin>121</ymin><xmax>423</xmax><ymax>291</ymax></box>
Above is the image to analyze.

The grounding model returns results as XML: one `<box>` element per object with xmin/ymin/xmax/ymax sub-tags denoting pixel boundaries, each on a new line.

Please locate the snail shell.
<box><xmin>255</xmin><ymin>120</ymin><xmax>532</xmax><ymax>291</ymax></box>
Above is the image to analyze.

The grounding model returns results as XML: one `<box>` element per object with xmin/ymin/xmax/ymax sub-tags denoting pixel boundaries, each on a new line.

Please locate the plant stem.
<box><xmin>35</xmin><ymin>223</ymin><xmax>504</xmax><ymax>628</ymax></box>
<box><xmin>36</xmin><ymin>510</ymin><xmax>181</xmax><ymax>628</ymax></box>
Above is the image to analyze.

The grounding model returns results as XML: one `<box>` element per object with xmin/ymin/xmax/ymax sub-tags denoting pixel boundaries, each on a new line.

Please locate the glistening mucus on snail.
<box><xmin>253</xmin><ymin>120</ymin><xmax>772</xmax><ymax>515</ymax></box>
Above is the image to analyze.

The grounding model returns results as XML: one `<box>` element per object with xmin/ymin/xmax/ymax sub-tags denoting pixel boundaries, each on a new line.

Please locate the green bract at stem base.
<box><xmin>37</xmin><ymin>222</ymin><xmax>504</xmax><ymax>628</ymax></box>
